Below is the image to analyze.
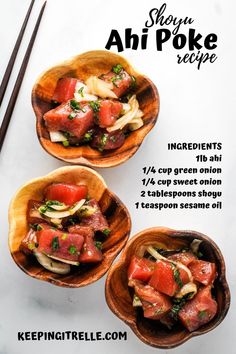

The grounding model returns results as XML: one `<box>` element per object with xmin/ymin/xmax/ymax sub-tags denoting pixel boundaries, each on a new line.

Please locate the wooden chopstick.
<box><xmin>0</xmin><ymin>1</ymin><xmax>47</xmax><ymax>153</ymax></box>
<box><xmin>0</xmin><ymin>0</ymin><xmax>35</xmax><ymax>106</ymax></box>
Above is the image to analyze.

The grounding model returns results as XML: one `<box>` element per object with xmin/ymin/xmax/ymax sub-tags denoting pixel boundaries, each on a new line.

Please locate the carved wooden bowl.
<box><xmin>32</xmin><ymin>50</ymin><xmax>159</xmax><ymax>167</ymax></box>
<box><xmin>8</xmin><ymin>166</ymin><xmax>131</xmax><ymax>287</ymax></box>
<box><xmin>105</xmin><ymin>227</ymin><xmax>230</xmax><ymax>349</ymax></box>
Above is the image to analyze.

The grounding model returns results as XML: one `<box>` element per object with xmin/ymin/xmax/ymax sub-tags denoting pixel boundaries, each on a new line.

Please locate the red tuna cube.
<box><xmin>128</xmin><ymin>256</ymin><xmax>155</xmax><ymax>282</ymax></box>
<box><xmin>80</xmin><ymin>199</ymin><xmax>109</xmax><ymax>232</ymax></box>
<box><xmin>52</xmin><ymin>78</ymin><xmax>77</xmax><ymax>103</ymax></box>
<box><xmin>149</xmin><ymin>260</ymin><xmax>190</xmax><ymax>297</ymax></box>
<box><xmin>68</xmin><ymin>224</ymin><xmax>102</xmax><ymax>263</ymax></box>
<box><xmin>178</xmin><ymin>286</ymin><xmax>218</xmax><ymax>332</ymax></box>
<box><xmin>44</xmin><ymin>100</ymin><xmax>94</xmax><ymax>139</ymax></box>
<box><xmin>134</xmin><ymin>282</ymin><xmax>172</xmax><ymax>320</ymax></box>
<box><xmin>189</xmin><ymin>260</ymin><xmax>217</xmax><ymax>286</ymax></box>
<box><xmin>168</xmin><ymin>251</ymin><xmax>197</xmax><ymax>266</ymax></box>
<box><xmin>45</xmin><ymin>183</ymin><xmax>87</xmax><ymax>206</ymax></box>
<box><xmin>101</xmin><ymin>69</ymin><xmax>132</xmax><ymax>97</ymax></box>
<box><xmin>37</xmin><ymin>229</ymin><xmax>84</xmax><ymax>262</ymax></box>
<box><xmin>91</xmin><ymin>128</ymin><xmax>125</xmax><ymax>151</ymax></box>
<box><xmin>97</xmin><ymin>100</ymin><xmax>122</xmax><ymax>128</ymax></box>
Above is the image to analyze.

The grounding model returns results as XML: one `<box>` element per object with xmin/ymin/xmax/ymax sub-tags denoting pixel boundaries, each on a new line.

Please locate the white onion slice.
<box><xmin>78</xmin><ymin>205</ymin><xmax>97</xmax><ymax>217</ymax></box>
<box><xmin>49</xmin><ymin>131</ymin><xmax>67</xmax><ymax>142</ymax></box>
<box><xmin>48</xmin><ymin>203</ymin><xmax>69</xmax><ymax>211</ymax></box>
<box><xmin>128</xmin><ymin>117</ymin><xmax>144</xmax><ymax>131</ymax></box>
<box><xmin>175</xmin><ymin>282</ymin><xmax>197</xmax><ymax>299</ymax></box>
<box><xmin>39</xmin><ymin>199</ymin><xmax>86</xmax><ymax>219</ymax></box>
<box><xmin>47</xmin><ymin>254</ymin><xmax>80</xmax><ymax>266</ymax></box>
<box><xmin>74</xmin><ymin>81</ymin><xmax>98</xmax><ymax>102</ymax></box>
<box><xmin>86</xmin><ymin>76</ymin><xmax>117</xmax><ymax>99</ymax></box>
<box><xmin>133</xmin><ymin>294</ymin><xmax>142</xmax><ymax>307</ymax></box>
<box><xmin>107</xmin><ymin>95</ymin><xmax>141</xmax><ymax>132</ymax></box>
<box><xmin>191</xmin><ymin>239</ymin><xmax>203</xmax><ymax>254</ymax></box>
<box><xmin>34</xmin><ymin>252</ymin><xmax>71</xmax><ymax>274</ymax></box>
<box><xmin>122</xmin><ymin>103</ymin><xmax>131</xmax><ymax>114</ymax></box>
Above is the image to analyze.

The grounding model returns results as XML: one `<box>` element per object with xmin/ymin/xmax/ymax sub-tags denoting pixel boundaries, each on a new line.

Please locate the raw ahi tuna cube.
<box><xmin>80</xmin><ymin>199</ymin><xmax>109</xmax><ymax>232</ymax></box>
<box><xmin>133</xmin><ymin>282</ymin><xmax>172</xmax><ymax>320</ymax></box>
<box><xmin>37</xmin><ymin>229</ymin><xmax>84</xmax><ymax>262</ymax></box>
<box><xmin>68</xmin><ymin>224</ymin><xmax>102</xmax><ymax>263</ymax></box>
<box><xmin>149</xmin><ymin>260</ymin><xmax>190</xmax><ymax>297</ymax></box>
<box><xmin>97</xmin><ymin>100</ymin><xmax>122</xmax><ymax>128</ymax></box>
<box><xmin>128</xmin><ymin>256</ymin><xmax>155</xmax><ymax>282</ymax></box>
<box><xmin>52</xmin><ymin>78</ymin><xmax>77</xmax><ymax>103</ymax></box>
<box><xmin>44</xmin><ymin>100</ymin><xmax>94</xmax><ymax>139</ymax></box>
<box><xmin>189</xmin><ymin>260</ymin><xmax>217</xmax><ymax>286</ymax></box>
<box><xmin>178</xmin><ymin>286</ymin><xmax>218</xmax><ymax>332</ymax></box>
<box><xmin>21</xmin><ymin>223</ymin><xmax>52</xmax><ymax>254</ymax></box>
<box><xmin>168</xmin><ymin>252</ymin><xmax>197</xmax><ymax>267</ymax></box>
<box><xmin>45</xmin><ymin>183</ymin><xmax>87</xmax><ymax>206</ymax></box>
<box><xmin>101</xmin><ymin>66</ymin><xmax>133</xmax><ymax>97</ymax></box>
<box><xmin>91</xmin><ymin>128</ymin><xmax>125</xmax><ymax>151</ymax></box>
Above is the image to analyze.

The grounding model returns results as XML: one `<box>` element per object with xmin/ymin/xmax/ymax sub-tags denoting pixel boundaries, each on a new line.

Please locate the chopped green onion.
<box><xmin>83</xmin><ymin>131</ymin><xmax>93</xmax><ymax>142</ymax></box>
<box><xmin>173</xmin><ymin>268</ymin><xmax>183</xmax><ymax>288</ymax></box>
<box><xmin>70</xmin><ymin>99</ymin><xmax>81</xmax><ymax>110</ymax></box>
<box><xmin>95</xmin><ymin>241</ymin><xmax>102</xmax><ymax>250</ymax></box>
<box><xmin>111</xmin><ymin>75</ymin><xmax>122</xmax><ymax>87</ymax></box>
<box><xmin>77</xmin><ymin>86</ymin><xmax>84</xmax><ymax>97</ymax></box>
<box><xmin>46</xmin><ymin>200</ymin><xmax>63</xmax><ymax>207</ymax></box>
<box><xmin>62</xmin><ymin>140</ymin><xmax>70</xmax><ymax>147</ymax></box>
<box><xmin>131</xmin><ymin>75</ymin><xmax>136</xmax><ymax>88</ymax></box>
<box><xmin>68</xmin><ymin>245</ymin><xmax>77</xmax><ymax>255</ymax></box>
<box><xmin>89</xmin><ymin>100</ymin><xmax>100</xmax><ymax>113</ymax></box>
<box><xmin>28</xmin><ymin>243</ymin><xmax>36</xmax><ymax>250</ymax></box>
<box><xmin>68</xmin><ymin>112</ymin><xmax>77</xmax><ymax>120</ymax></box>
<box><xmin>102</xmin><ymin>228</ymin><xmax>111</xmax><ymax>236</ymax></box>
<box><xmin>198</xmin><ymin>310</ymin><xmax>207</xmax><ymax>319</ymax></box>
<box><xmin>38</xmin><ymin>205</ymin><xmax>47</xmax><ymax>214</ymax></box>
<box><xmin>61</xmin><ymin>233</ymin><xmax>68</xmax><ymax>240</ymax></box>
<box><xmin>112</xmin><ymin>64</ymin><xmax>123</xmax><ymax>74</ymax></box>
<box><xmin>30</xmin><ymin>224</ymin><xmax>43</xmax><ymax>231</ymax></box>
<box><xmin>51</xmin><ymin>237</ymin><xmax>60</xmax><ymax>251</ymax></box>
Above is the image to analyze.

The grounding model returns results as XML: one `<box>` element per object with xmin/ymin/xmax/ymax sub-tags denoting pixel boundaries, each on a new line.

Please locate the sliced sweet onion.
<box><xmin>128</xmin><ymin>116</ymin><xmax>144</xmax><ymax>131</ymax></box>
<box><xmin>46</xmin><ymin>254</ymin><xmax>80</xmax><ymax>266</ymax></box>
<box><xmin>78</xmin><ymin>205</ymin><xmax>97</xmax><ymax>217</ymax></box>
<box><xmin>175</xmin><ymin>282</ymin><xmax>197</xmax><ymax>299</ymax></box>
<box><xmin>46</xmin><ymin>200</ymin><xmax>70</xmax><ymax>211</ymax></box>
<box><xmin>50</xmin><ymin>218</ymin><xmax>62</xmax><ymax>228</ymax></box>
<box><xmin>107</xmin><ymin>95</ymin><xmax>142</xmax><ymax>132</ymax></box>
<box><xmin>34</xmin><ymin>251</ymin><xmax>71</xmax><ymax>274</ymax></box>
<box><xmin>39</xmin><ymin>199</ymin><xmax>86</xmax><ymax>219</ymax></box>
<box><xmin>191</xmin><ymin>239</ymin><xmax>202</xmax><ymax>254</ymax></box>
<box><xmin>146</xmin><ymin>246</ymin><xmax>193</xmax><ymax>282</ymax></box>
<box><xmin>74</xmin><ymin>81</ymin><xmax>98</xmax><ymax>102</ymax></box>
<box><xmin>133</xmin><ymin>294</ymin><xmax>142</xmax><ymax>307</ymax></box>
<box><xmin>49</xmin><ymin>131</ymin><xmax>67</xmax><ymax>142</ymax></box>
<box><xmin>122</xmin><ymin>103</ymin><xmax>131</xmax><ymax>114</ymax></box>
<box><xmin>86</xmin><ymin>76</ymin><xmax>117</xmax><ymax>99</ymax></box>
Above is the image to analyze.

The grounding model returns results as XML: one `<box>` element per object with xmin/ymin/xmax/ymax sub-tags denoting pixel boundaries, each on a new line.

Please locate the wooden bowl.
<box><xmin>8</xmin><ymin>166</ymin><xmax>131</xmax><ymax>287</ymax></box>
<box><xmin>105</xmin><ymin>227</ymin><xmax>230</xmax><ymax>349</ymax></box>
<box><xmin>32</xmin><ymin>50</ymin><xmax>159</xmax><ymax>167</ymax></box>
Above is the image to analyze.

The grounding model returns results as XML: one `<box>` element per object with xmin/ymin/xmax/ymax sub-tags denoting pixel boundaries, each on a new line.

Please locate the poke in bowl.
<box><xmin>32</xmin><ymin>50</ymin><xmax>159</xmax><ymax>167</ymax></box>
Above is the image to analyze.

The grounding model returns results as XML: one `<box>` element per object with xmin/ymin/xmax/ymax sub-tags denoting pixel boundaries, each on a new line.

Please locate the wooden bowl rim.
<box><xmin>105</xmin><ymin>226</ymin><xmax>231</xmax><ymax>349</ymax></box>
<box><xmin>32</xmin><ymin>49</ymin><xmax>160</xmax><ymax>168</ymax></box>
<box><xmin>8</xmin><ymin>166</ymin><xmax>131</xmax><ymax>287</ymax></box>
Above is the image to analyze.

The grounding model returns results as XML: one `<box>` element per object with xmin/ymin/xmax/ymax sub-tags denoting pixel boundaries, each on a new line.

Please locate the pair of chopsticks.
<box><xmin>0</xmin><ymin>0</ymin><xmax>47</xmax><ymax>152</ymax></box>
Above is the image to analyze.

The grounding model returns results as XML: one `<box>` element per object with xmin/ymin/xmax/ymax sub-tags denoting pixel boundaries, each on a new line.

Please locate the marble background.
<box><xmin>0</xmin><ymin>0</ymin><xmax>235</xmax><ymax>353</ymax></box>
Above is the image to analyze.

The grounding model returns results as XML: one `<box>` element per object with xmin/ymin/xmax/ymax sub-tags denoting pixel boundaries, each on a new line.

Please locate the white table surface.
<box><xmin>0</xmin><ymin>0</ymin><xmax>235</xmax><ymax>353</ymax></box>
